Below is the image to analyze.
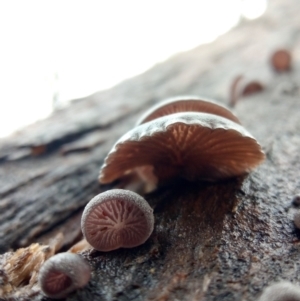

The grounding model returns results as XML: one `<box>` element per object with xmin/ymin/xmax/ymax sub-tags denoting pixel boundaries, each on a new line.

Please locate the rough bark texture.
<box><xmin>1</xmin><ymin>0</ymin><xmax>300</xmax><ymax>300</ymax></box>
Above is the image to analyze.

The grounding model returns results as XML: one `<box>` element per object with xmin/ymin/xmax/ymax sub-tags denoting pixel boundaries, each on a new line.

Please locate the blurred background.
<box><xmin>0</xmin><ymin>0</ymin><xmax>267</xmax><ymax>138</ymax></box>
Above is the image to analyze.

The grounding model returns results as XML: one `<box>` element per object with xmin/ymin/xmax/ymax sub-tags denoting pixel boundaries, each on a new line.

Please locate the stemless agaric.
<box><xmin>39</xmin><ymin>253</ymin><xmax>91</xmax><ymax>299</ymax></box>
<box><xmin>81</xmin><ymin>189</ymin><xmax>154</xmax><ymax>251</ymax></box>
<box><xmin>99</xmin><ymin>112</ymin><xmax>265</xmax><ymax>190</ymax></box>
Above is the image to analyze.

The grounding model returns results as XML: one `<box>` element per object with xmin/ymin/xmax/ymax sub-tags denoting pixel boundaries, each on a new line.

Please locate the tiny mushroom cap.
<box><xmin>258</xmin><ymin>281</ymin><xmax>300</xmax><ymax>301</ymax></box>
<box><xmin>99</xmin><ymin>112</ymin><xmax>265</xmax><ymax>187</ymax></box>
<box><xmin>81</xmin><ymin>189</ymin><xmax>154</xmax><ymax>252</ymax></box>
<box><xmin>39</xmin><ymin>253</ymin><xmax>91</xmax><ymax>299</ymax></box>
<box><xmin>136</xmin><ymin>96</ymin><xmax>241</xmax><ymax>125</ymax></box>
<box><xmin>241</xmin><ymin>81</ymin><xmax>264</xmax><ymax>97</ymax></box>
<box><xmin>230</xmin><ymin>76</ymin><xmax>264</xmax><ymax>107</ymax></box>
<box><xmin>271</xmin><ymin>49</ymin><xmax>292</xmax><ymax>72</ymax></box>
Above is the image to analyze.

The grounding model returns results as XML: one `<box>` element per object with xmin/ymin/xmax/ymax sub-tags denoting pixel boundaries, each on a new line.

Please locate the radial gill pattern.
<box><xmin>136</xmin><ymin>96</ymin><xmax>241</xmax><ymax>125</ymax></box>
<box><xmin>39</xmin><ymin>253</ymin><xmax>91</xmax><ymax>299</ymax></box>
<box><xmin>99</xmin><ymin>112</ymin><xmax>265</xmax><ymax>185</ymax></box>
<box><xmin>44</xmin><ymin>271</ymin><xmax>72</xmax><ymax>295</ymax></box>
<box><xmin>81</xmin><ymin>189</ymin><xmax>154</xmax><ymax>251</ymax></box>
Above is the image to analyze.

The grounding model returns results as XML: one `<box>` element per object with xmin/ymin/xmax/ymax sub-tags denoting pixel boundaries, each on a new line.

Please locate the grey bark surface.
<box><xmin>1</xmin><ymin>0</ymin><xmax>300</xmax><ymax>300</ymax></box>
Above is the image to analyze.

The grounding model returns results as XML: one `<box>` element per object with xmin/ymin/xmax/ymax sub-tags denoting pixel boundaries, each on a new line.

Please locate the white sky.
<box><xmin>0</xmin><ymin>0</ymin><xmax>267</xmax><ymax>138</ymax></box>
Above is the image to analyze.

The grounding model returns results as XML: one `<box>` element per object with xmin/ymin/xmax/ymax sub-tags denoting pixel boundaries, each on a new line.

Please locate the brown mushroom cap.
<box><xmin>136</xmin><ymin>96</ymin><xmax>241</xmax><ymax>125</ymax></box>
<box><xmin>241</xmin><ymin>81</ymin><xmax>264</xmax><ymax>97</ymax></box>
<box><xmin>81</xmin><ymin>189</ymin><xmax>154</xmax><ymax>251</ymax></box>
<box><xmin>271</xmin><ymin>49</ymin><xmax>292</xmax><ymax>72</ymax></box>
<box><xmin>99</xmin><ymin>112</ymin><xmax>265</xmax><ymax>185</ymax></box>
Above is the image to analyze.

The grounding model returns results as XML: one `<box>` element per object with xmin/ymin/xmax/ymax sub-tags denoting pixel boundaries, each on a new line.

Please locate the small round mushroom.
<box><xmin>81</xmin><ymin>189</ymin><xmax>154</xmax><ymax>251</ymax></box>
<box><xmin>137</xmin><ymin>96</ymin><xmax>241</xmax><ymax>125</ymax></box>
<box><xmin>271</xmin><ymin>49</ymin><xmax>292</xmax><ymax>72</ymax></box>
<box><xmin>39</xmin><ymin>253</ymin><xmax>91</xmax><ymax>299</ymax></box>
<box><xmin>241</xmin><ymin>81</ymin><xmax>264</xmax><ymax>97</ymax></box>
<box><xmin>229</xmin><ymin>75</ymin><xmax>264</xmax><ymax>107</ymax></box>
<box><xmin>258</xmin><ymin>281</ymin><xmax>300</xmax><ymax>301</ymax></box>
<box><xmin>99</xmin><ymin>112</ymin><xmax>265</xmax><ymax>189</ymax></box>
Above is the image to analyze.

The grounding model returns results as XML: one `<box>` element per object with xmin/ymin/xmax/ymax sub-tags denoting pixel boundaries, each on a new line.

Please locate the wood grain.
<box><xmin>1</xmin><ymin>0</ymin><xmax>300</xmax><ymax>300</ymax></box>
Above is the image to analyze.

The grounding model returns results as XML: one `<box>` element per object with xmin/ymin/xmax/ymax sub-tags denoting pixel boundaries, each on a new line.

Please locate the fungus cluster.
<box><xmin>99</xmin><ymin>96</ymin><xmax>265</xmax><ymax>191</ymax></box>
<box><xmin>38</xmin><ymin>189</ymin><xmax>154</xmax><ymax>299</ymax></box>
<box><xmin>38</xmin><ymin>96</ymin><xmax>265</xmax><ymax>299</ymax></box>
<box><xmin>229</xmin><ymin>49</ymin><xmax>293</xmax><ymax>107</ymax></box>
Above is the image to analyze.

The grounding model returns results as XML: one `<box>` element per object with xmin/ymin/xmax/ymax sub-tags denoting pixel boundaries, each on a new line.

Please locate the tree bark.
<box><xmin>1</xmin><ymin>0</ymin><xmax>300</xmax><ymax>300</ymax></box>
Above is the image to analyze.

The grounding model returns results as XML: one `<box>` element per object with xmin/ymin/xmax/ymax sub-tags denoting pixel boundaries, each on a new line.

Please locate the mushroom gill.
<box><xmin>81</xmin><ymin>189</ymin><xmax>154</xmax><ymax>251</ymax></box>
<box><xmin>99</xmin><ymin>112</ymin><xmax>265</xmax><ymax>188</ymax></box>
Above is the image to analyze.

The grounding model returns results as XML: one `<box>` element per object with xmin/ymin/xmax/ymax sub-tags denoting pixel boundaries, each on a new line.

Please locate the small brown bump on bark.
<box><xmin>242</xmin><ymin>81</ymin><xmax>264</xmax><ymax>97</ymax></box>
<box><xmin>229</xmin><ymin>76</ymin><xmax>264</xmax><ymax>107</ymax></box>
<box><xmin>31</xmin><ymin>145</ymin><xmax>47</xmax><ymax>156</ymax></box>
<box><xmin>271</xmin><ymin>49</ymin><xmax>292</xmax><ymax>72</ymax></box>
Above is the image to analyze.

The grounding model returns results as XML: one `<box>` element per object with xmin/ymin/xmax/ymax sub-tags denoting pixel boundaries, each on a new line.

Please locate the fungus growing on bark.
<box><xmin>81</xmin><ymin>189</ymin><xmax>154</xmax><ymax>251</ymax></box>
<box><xmin>258</xmin><ymin>281</ymin><xmax>300</xmax><ymax>301</ymax></box>
<box><xmin>271</xmin><ymin>49</ymin><xmax>292</xmax><ymax>72</ymax></box>
<box><xmin>39</xmin><ymin>253</ymin><xmax>91</xmax><ymax>299</ymax></box>
<box><xmin>99</xmin><ymin>112</ymin><xmax>265</xmax><ymax>190</ymax></box>
<box><xmin>137</xmin><ymin>96</ymin><xmax>241</xmax><ymax>125</ymax></box>
<box><xmin>241</xmin><ymin>81</ymin><xmax>264</xmax><ymax>97</ymax></box>
<box><xmin>229</xmin><ymin>75</ymin><xmax>264</xmax><ymax>107</ymax></box>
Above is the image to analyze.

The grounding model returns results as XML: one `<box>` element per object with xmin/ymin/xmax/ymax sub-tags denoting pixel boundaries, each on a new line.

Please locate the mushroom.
<box><xmin>258</xmin><ymin>281</ymin><xmax>300</xmax><ymax>301</ymax></box>
<box><xmin>137</xmin><ymin>96</ymin><xmax>241</xmax><ymax>125</ymax></box>
<box><xmin>271</xmin><ymin>49</ymin><xmax>292</xmax><ymax>72</ymax></box>
<box><xmin>229</xmin><ymin>75</ymin><xmax>264</xmax><ymax>107</ymax></box>
<box><xmin>241</xmin><ymin>81</ymin><xmax>264</xmax><ymax>97</ymax></box>
<box><xmin>81</xmin><ymin>189</ymin><xmax>154</xmax><ymax>251</ymax></box>
<box><xmin>39</xmin><ymin>253</ymin><xmax>91</xmax><ymax>299</ymax></box>
<box><xmin>99</xmin><ymin>112</ymin><xmax>265</xmax><ymax>190</ymax></box>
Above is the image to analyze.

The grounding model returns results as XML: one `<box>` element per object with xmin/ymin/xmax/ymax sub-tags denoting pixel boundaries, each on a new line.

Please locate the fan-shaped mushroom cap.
<box><xmin>39</xmin><ymin>253</ymin><xmax>91</xmax><ymax>299</ymax></box>
<box><xmin>136</xmin><ymin>96</ymin><xmax>241</xmax><ymax>125</ymax></box>
<box><xmin>99</xmin><ymin>112</ymin><xmax>265</xmax><ymax>186</ymax></box>
<box><xmin>81</xmin><ymin>189</ymin><xmax>154</xmax><ymax>251</ymax></box>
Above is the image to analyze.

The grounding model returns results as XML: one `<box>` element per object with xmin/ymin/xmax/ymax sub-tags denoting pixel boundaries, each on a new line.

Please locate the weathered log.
<box><xmin>1</xmin><ymin>0</ymin><xmax>300</xmax><ymax>300</ymax></box>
